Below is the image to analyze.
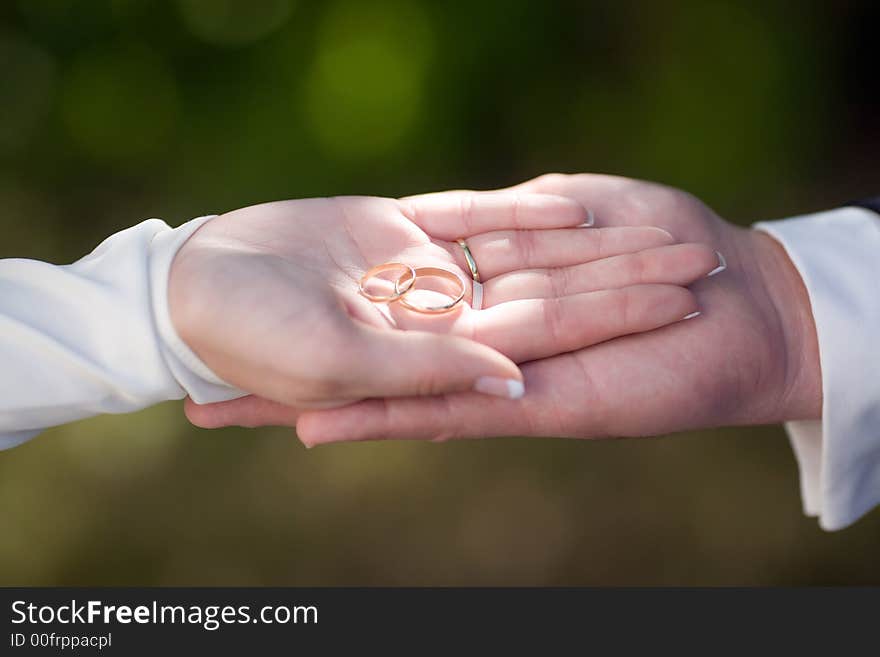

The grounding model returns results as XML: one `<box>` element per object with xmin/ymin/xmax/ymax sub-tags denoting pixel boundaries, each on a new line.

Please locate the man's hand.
<box><xmin>170</xmin><ymin>189</ymin><xmax>717</xmax><ymax>411</ymax></box>
<box><xmin>289</xmin><ymin>175</ymin><xmax>821</xmax><ymax>443</ymax></box>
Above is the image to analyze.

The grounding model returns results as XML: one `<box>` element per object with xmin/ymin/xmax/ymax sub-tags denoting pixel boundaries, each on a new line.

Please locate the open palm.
<box><xmin>181</xmin><ymin>182</ymin><xmax>733</xmax><ymax>430</ymax></box>
<box><xmin>172</xmin><ymin>191</ymin><xmax>598</xmax><ymax>407</ymax></box>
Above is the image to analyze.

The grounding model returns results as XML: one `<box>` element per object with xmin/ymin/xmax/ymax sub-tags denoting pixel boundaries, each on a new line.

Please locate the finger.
<box><xmin>298</xmin><ymin>395</ymin><xmax>524</xmax><ymax>446</ymax></box>
<box><xmin>475</xmin><ymin>172</ymin><xmax>623</xmax><ymax>219</ymax></box>
<box><xmin>471</xmin><ymin>284</ymin><xmax>699</xmax><ymax>362</ymax></box>
<box><xmin>185</xmin><ymin>395</ymin><xmax>300</xmax><ymax>429</ymax></box>
<box><xmin>449</xmin><ymin>225</ymin><xmax>675</xmax><ymax>280</ymax></box>
<box><xmin>511</xmin><ymin>172</ymin><xmax>621</xmax><ymax>197</ymax></box>
<box><xmin>509</xmin><ymin>173</ymin><xmax>687</xmax><ymax>232</ymax></box>
<box><xmin>335</xmin><ymin>322</ymin><xmax>525</xmax><ymax>400</ymax></box>
<box><xmin>483</xmin><ymin>243</ymin><xmax>724</xmax><ymax>305</ymax></box>
<box><xmin>399</xmin><ymin>191</ymin><xmax>590</xmax><ymax>240</ymax></box>
<box><xmin>296</xmin><ymin>356</ymin><xmax>567</xmax><ymax>446</ymax></box>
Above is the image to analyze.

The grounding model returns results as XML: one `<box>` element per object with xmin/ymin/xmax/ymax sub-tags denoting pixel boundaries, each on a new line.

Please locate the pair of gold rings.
<box><xmin>358</xmin><ymin>238</ymin><xmax>482</xmax><ymax>314</ymax></box>
<box><xmin>359</xmin><ymin>263</ymin><xmax>466</xmax><ymax>313</ymax></box>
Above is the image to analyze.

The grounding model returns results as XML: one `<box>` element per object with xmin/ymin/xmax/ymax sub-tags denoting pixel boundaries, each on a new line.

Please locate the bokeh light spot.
<box><xmin>177</xmin><ymin>0</ymin><xmax>294</xmax><ymax>46</ymax></box>
<box><xmin>60</xmin><ymin>44</ymin><xmax>178</xmax><ymax>166</ymax></box>
<box><xmin>304</xmin><ymin>0</ymin><xmax>434</xmax><ymax>161</ymax></box>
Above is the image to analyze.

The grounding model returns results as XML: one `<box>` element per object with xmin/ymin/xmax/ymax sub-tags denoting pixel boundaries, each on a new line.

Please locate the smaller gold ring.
<box><xmin>358</xmin><ymin>262</ymin><xmax>416</xmax><ymax>303</ymax></box>
<box><xmin>394</xmin><ymin>266</ymin><xmax>466</xmax><ymax>313</ymax></box>
<box><xmin>456</xmin><ymin>238</ymin><xmax>481</xmax><ymax>283</ymax></box>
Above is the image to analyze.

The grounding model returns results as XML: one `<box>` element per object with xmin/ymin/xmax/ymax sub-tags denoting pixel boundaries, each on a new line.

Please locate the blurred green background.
<box><xmin>2</xmin><ymin>0</ymin><xmax>880</xmax><ymax>585</ymax></box>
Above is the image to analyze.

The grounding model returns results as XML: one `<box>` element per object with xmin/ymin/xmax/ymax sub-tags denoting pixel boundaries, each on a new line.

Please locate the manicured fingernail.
<box><xmin>471</xmin><ymin>281</ymin><xmax>484</xmax><ymax>310</ymax></box>
<box><xmin>682</xmin><ymin>311</ymin><xmax>702</xmax><ymax>321</ymax></box>
<box><xmin>707</xmin><ymin>251</ymin><xmax>727</xmax><ymax>277</ymax></box>
<box><xmin>577</xmin><ymin>209</ymin><xmax>595</xmax><ymax>228</ymax></box>
<box><xmin>474</xmin><ymin>377</ymin><xmax>525</xmax><ymax>399</ymax></box>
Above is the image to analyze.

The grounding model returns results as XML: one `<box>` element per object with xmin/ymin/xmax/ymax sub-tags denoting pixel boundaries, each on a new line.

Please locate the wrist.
<box><xmin>749</xmin><ymin>229</ymin><xmax>822</xmax><ymax>422</ymax></box>
<box><xmin>166</xmin><ymin>218</ymin><xmax>225</xmax><ymax>356</ymax></box>
<box><xmin>155</xmin><ymin>214</ymin><xmax>243</xmax><ymax>401</ymax></box>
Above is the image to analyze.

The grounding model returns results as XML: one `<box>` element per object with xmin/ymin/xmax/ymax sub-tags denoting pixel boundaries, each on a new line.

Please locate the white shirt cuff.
<box><xmin>754</xmin><ymin>207</ymin><xmax>880</xmax><ymax>530</ymax></box>
<box><xmin>0</xmin><ymin>216</ymin><xmax>245</xmax><ymax>449</ymax></box>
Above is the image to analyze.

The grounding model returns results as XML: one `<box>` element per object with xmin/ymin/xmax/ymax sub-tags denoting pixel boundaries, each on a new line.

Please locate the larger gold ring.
<box><xmin>394</xmin><ymin>266</ymin><xmax>466</xmax><ymax>313</ymax></box>
<box><xmin>359</xmin><ymin>262</ymin><xmax>416</xmax><ymax>303</ymax></box>
<box><xmin>456</xmin><ymin>238</ymin><xmax>481</xmax><ymax>283</ymax></box>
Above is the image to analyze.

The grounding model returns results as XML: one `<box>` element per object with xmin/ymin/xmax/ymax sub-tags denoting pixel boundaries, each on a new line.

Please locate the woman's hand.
<box><xmin>179</xmin><ymin>184</ymin><xmax>732</xmax><ymax>427</ymax></box>
<box><xmin>171</xmin><ymin>192</ymin><xmax>582</xmax><ymax>407</ymax></box>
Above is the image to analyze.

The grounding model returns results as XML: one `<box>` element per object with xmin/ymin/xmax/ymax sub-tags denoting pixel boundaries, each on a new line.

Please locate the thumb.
<box><xmin>341</xmin><ymin>324</ymin><xmax>525</xmax><ymax>400</ymax></box>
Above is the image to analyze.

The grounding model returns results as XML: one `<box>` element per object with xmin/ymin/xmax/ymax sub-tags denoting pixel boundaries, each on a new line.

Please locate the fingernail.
<box><xmin>682</xmin><ymin>311</ymin><xmax>702</xmax><ymax>321</ymax></box>
<box><xmin>577</xmin><ymin>209</ymin><xmax>595</xmax><ymax>228</ymax></box>
<box><xmin>471</xmin><ymin>281</ymin><xmax>484</xmax><ymax>310</ymax></box>
<box><xmin>474</xmin><ymin>377</ymin><xmax>525</xmax><ymax>399</ymax></box>
<box><xmin>707</xmin><ymin>251</ymin><xmax>727</xmax><ymax>277</ymax></box>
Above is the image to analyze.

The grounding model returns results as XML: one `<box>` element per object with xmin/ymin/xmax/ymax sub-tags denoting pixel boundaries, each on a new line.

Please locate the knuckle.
<box><xmin>460</xmin><ymin>192</ymin><xmax>477</xmax><ymax>232</ymax></box>
<box><xmin>515</xmin><ymin>230</ymin><xmax>539</xmax><ymax>266</ymax></box>
<box><xmin>442</xmin><ymin>396</ymin><xmax>472</xmax><ymax>440</ymax></box>
<box><xmin>656</xmin><ymin>185</ymin><xmax>709</xmax><ymax>217</ymax></box>
<box><xmin>548</xmin><ymin>266</ymin><xmax>571</xmax><ymax>298</ymax></box>
<box><xmin>415</xmin><ymin>373</ymin><xmax>444</xmax><ymax>397</ymax></box>
<box><xmin>675</xmin><ymin>188</ymin><xmax>708</xmax><ymax>210</ymax></box>
<box><xmin>615</xmin><ymin>253</ymin><xmax>646</xmax><ymax>287</ymax></box>
<box><xmin>427</xmin><ymin>396</ymin><xmax>464</xmax><ymax>442</ymax></box>
<box><xmin>542</xmin><ymin>297</ymin><xmax>568</xmax><ymax>346</ymax></box>
<box><xmin>629</xmin><ymin>252</ymin><xmax>649</xmax><ymax>283</ymax></box>
<box><xmin>398</xmin><ymin>198</ymin><xmax>418</xmax><ymax>223</ymax></box>
<box><xmin>534</xmin><ymin>172</ymin><xmax>570</xmax><ymax>189</ymax></box>
<box><xmin>614</xmin><ymin>287</ymin><xmax>634</xmax><ymax>327</ymax></box>
<box><xmin>509</xmin><ymin>191</ymin><xmax>523</xmax><ymax>229</ymax></box>
<box><xmin>375</xmin><ymin>398</ymin><xmax>397</xmax><ymax>440</ymax></box>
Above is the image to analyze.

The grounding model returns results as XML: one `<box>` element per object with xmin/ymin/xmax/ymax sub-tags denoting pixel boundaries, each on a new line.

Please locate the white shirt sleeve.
<box><xmin>0</xmin><ymin>216</ymin><xmax>246</xmax><ymax>450</ymax></box>
<box><xmin>754</xmin><ymin>207</ymin><xmax>880</xmax><ymax>530</ymax></box>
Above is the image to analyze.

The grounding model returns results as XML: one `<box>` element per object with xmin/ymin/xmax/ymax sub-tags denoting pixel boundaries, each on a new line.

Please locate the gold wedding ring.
<box><xmin>358</xmin><ymin>262</ymin><xmax>416</xmax><ymax>303</ymax></box>
<box><xmin>394</xmin><ymin>266</ymin><xmax>466</xmax><ymax>314</ymax></box>
<box><xmin>456</xmin><ymin>238</ymin><xmax>481</xmax><ymax>283</ymax></box>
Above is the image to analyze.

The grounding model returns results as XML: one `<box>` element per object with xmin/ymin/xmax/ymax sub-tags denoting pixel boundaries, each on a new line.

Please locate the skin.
<box><xmin>184</xmin><ymin>174</ymin><xmax>822</xmax><ymax>443</ymax></box>
<box><xmin>169</xmin><ymin>188</ymin><xmax>719</xmax><ymax>414</ymax></box>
